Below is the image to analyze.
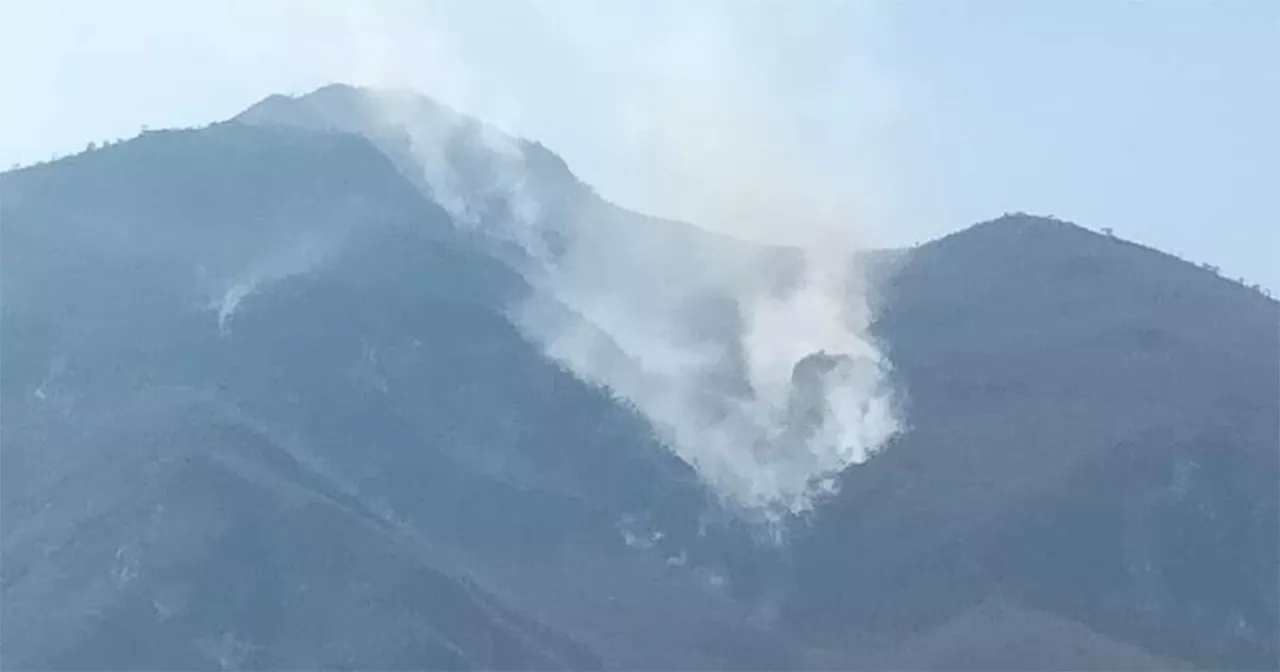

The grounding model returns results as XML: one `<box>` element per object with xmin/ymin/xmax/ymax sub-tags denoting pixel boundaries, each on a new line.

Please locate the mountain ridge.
<box><xmin>2</xmin><ymin>85</ymin><xmax>1275</xmax><ymax>670</ymax></box>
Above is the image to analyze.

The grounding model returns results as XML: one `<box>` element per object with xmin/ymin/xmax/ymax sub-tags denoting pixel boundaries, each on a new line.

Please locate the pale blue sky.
<box><xmin>2</xmin><ymin>1</ymin><xmax>1276</xmax><ymax>289</ymax></box>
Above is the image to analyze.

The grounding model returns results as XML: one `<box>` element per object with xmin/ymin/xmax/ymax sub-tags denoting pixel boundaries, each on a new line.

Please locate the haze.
<box><xmin>2</xmin><ymin>0</ymin><xmax>1276</xmax><ymax>290</ymax></box>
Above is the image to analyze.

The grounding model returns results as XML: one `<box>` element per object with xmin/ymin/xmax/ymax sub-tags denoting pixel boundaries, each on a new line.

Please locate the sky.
<box><xmin>2</xmin><ymin>0</ymin><xmax>1277</xmax><ymax>290</ymax></box>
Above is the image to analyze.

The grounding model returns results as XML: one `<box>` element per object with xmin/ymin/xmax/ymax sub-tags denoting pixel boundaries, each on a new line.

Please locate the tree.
<box><xmin>1101</xmin><ymin>227</ymin><xmax>1115</xmax><ymax>237</ymax></box>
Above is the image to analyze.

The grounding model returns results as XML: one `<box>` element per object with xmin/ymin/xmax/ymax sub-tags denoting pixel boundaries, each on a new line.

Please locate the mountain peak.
<box><xmin>943</xmin><ymin>212</ymin><xmax>1094</xmax><ymax>244</ymax></box>
<box><xmin>905</xmin><ymin>211</ymin><xmax>1114</xmax><ymax>275</ymax></box>
<box><xmin>233</xmin><ymin>83</ymin><xmax>559</xmax><ymax>174</ymax></box>
<box><xmin>234</xmin><ymin>83</ymin><xmax>445</xmax><ymax>135</ymax></box>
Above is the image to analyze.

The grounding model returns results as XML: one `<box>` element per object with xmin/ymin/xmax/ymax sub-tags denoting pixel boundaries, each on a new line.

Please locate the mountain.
<box><xmin>2</xmin><ymin>85</ymin><xmax>1276</xmax><ymax>670</ymax></box>
<box><xmin>1</xmin><ymin>107</ymin><xmax>791</xmax><ymax>671</ymax></box>
<box><xmin>234</xmin><ymin>84</ymin><xmax>773</xmax><ymax>277</ymax></box>
<box><xmin>803</xmin><ymin>597</ymin><xmax>1190</xmax><ymax>671</ymax></box>
<box><xmin>792</xmin><ymin>215</ymin><xmax>1279</xmax><ymax>669</ymax></box>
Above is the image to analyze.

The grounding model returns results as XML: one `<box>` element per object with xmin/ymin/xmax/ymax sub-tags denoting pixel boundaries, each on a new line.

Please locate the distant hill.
<box><xmin>792</xmin><ymin>214</ymin><xmax>1279</xmax><ymax>669</ymax></box>
<box><xmin>0</xmin><ymin>114</ymin><xmax>789</xmax><ymax>671</ymax></box>
<box><xmin>2</xmin><ymin>85</ymin><xmax>1275</xmax><ymax>670</ymax></box>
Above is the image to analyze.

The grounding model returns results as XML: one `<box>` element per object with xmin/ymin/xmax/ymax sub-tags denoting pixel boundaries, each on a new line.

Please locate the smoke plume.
<box><xmin>339</xmin><ymin>2</ymin><xmax>905</xmax><ymax>520</ymax></box>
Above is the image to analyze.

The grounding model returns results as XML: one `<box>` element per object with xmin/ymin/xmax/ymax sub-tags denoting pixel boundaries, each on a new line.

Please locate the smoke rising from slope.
<box><xmin>514</xmin><ymin>93</ymin><xmax>902</xmax><ymax>517</ymax></box>
<box><xmin>342</xmin><ymin>3</ymin><xmax>905</xmax><ymax>519</ymax></box>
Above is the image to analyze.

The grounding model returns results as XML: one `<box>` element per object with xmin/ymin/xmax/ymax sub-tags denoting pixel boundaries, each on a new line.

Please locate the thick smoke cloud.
<box><xmin>341</xmin><ymin>2</ymin><xmax>906</xmax><ymax>520</ymax></box>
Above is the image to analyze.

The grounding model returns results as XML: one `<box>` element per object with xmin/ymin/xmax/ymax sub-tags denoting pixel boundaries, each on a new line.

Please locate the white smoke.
<box><xmin>214</xmin><ymin>281</ymin><xmax>253</xmax><ymax>335</ymax></box>
<box><xmin>517</xmin><ymin>8</ymin><xmax>900</xmax><ymax>520</ymax></box>
<box><xmin>322</xmin><ymin>2</ymin><xmax>905</xmax><ymax>520</ymax></box>
<box><xmin>511</xmin><ymin>195</ymin><xmax>901</xmax><ymax>520</ymax></box>
<box><xmin>200</xmin><ymin>210</ymin><xmax>356</xmax><ymax>335</ymax></box>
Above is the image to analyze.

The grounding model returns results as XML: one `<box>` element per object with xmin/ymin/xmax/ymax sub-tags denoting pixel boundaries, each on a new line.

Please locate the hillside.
<box><xmin>792</xmin><ymin>214</ymin><xmax>1279</xmax><ymax>668</ymax></box>
<box><xmin>2</xmin><ymin>86</ymin><xmax>1276</xmax><ymax>670</ymax></box>
<box><xmin>0</xmin><ymin>119</ymin><xmax>790</xmax><ymax>670</ymax></box>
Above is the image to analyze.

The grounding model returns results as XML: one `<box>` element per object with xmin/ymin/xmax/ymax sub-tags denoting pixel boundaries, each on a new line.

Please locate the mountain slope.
<box><xmin>1</xmin><ymin>390</ymin><xmax>601</xmax><ymax>671</ymax></box>
<box><xmin>805</xmin><ymin>597</ymin><xmax>1189</xmax><ymax>671</ymax></box>
<box><xmin>3</xmin><ymin>87</ymin><xmax>1276</xmax><ymax>671</ymax></box>
<box><xmin>0</xmin><ymin>124</ymin><xmax>601</xmax><ymax>670</ymax></box>
<box><xmin>0</xmin><ymin>119</ymin><xmax>792</xmax><ymax>670</ymax></box>
<box><xmin>791</xmin><ymin>214</ymin><xmax>1279</xmax><ymax>669</ymax></box>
